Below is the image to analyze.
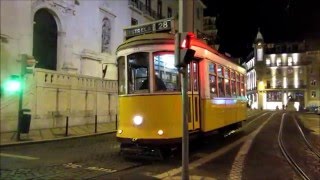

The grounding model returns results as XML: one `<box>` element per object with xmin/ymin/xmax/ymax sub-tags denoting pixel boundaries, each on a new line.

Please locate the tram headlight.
<box><xmin>118</xmin><ymin>129</ymin><xmax>123</xmax><ymax>134</ymax></box>
<box><xmin>133</xmin><ymin>115</ymin><xmax>143</xmax><ymax>126</ymax></box>
<box><xmin>157</xmin><ymin>129</ymin><xmax>164</xmax><ymax>136</ymax></box>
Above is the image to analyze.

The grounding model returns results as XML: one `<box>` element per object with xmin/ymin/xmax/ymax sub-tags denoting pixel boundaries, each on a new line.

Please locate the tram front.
<box><xmin>116</xmin><ymin>34</ymin><xmax>184</xmax><ymax>150</ymax></box>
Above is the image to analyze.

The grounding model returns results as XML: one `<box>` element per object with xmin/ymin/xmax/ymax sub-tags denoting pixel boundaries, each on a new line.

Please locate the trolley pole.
<box><xmin>177</xmin><ymin>0</ymin><xmax>193</xmax><ymax>179</ymax></box>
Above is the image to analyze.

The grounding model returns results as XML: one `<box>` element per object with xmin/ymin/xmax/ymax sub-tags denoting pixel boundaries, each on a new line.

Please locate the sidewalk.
<box><xmin>0</xmin><ymin>110</ymin><xmax>262</xmax><ymax>147</ymax></box>
<box><xmin>0</xmin><ymin>122</ymin><xmax>117</xmax><ymax>147</ymax></box>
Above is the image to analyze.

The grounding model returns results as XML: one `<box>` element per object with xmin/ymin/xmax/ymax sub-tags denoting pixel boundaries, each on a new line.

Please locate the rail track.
<box><xmin>278</xmin><ymin>113</ymin><xmax>320</xmax><ymax>180</ymax></box>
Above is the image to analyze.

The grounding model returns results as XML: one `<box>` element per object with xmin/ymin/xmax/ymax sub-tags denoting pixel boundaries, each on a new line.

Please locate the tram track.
<box><xmin>278</xmin><ymin>113</ymin><xmax>320</xmax><ymax>180</ymax></box>
<box><xmin>293</xmin><ymin>114</ymin><xmax>320</xmax><ymax>159</ymax></box>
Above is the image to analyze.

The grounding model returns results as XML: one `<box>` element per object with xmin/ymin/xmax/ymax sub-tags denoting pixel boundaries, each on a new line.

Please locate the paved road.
<box><xmin>2</xmin><ymin>111</ymin><xmax>317</xmax><ymax>179</ymax></box>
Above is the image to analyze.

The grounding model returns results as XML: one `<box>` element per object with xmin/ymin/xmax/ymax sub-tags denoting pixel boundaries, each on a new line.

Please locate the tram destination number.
<box><xmin>126</xmin><ymin>20</ymin><xmax>171</xmax><ymax>37</ymax></box>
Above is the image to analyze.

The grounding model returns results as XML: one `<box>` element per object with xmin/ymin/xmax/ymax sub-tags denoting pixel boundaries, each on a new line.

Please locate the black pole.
<box><xmin>65</xmin><ymin>116</ymin><xmax>69</xmax><ymax>136</ymax></box>
<box><xmin>95</xmin><ymin>114</ymin><xmax>97</xmax><ymax>133</ymax></box>
<box><xmin>115</xmin><ymin>114</ymin><xmax>118</xmax><ymax>130</ymax></box>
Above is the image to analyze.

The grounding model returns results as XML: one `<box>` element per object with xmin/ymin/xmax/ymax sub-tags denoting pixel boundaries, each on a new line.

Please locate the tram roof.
<box><xmin>116</xmin><ymin>32</ymin><xmax>245</xmax><ymax>72</ymax></box>
<box><xmin>117</xmin><ymin>33</ymin><xmax>175</xmax><ymax>52</ymax></box>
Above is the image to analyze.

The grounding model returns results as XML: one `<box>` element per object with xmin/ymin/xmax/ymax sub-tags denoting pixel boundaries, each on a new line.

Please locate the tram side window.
<box><xmin>118</xmin><ymin>56</ymin><xmax>126</xmax><ymax>94</ymax></box>
<box><xmin>127</xmin><ymin>52</ymin><xmax>149</xmax><ymax>93</ymax></box>
<box><xmin>240</xmin><ymin>75</ymin><xmax>245</xmax><ymax>96</ymax></box>
<box><xmin>230</xmin><ymin>70</ymin><xmax>236</xmax><ymax>96</ymax></box>
<box><xmin>153</xmin><ymin>52</ymin><xmax>180</xmax><ymax>92</ymax></box>
<box><xmin>217</xmin><ymin>65</ymin><xmax>225</xmax><ymax>97</ymax></box>
<box><xmin>225</xmin><ymin>68</ymin><xmax>231</xmax><ymax>97</ymax></box>
<box><xmin>236</xmin><ymin>73</ymin><xmax>240</xmax><ymax>96</ymax></box>
<box><xmin>208</xmin><ymin>63</ymin><xmax>217</xmax><ymax>98</ymax></box>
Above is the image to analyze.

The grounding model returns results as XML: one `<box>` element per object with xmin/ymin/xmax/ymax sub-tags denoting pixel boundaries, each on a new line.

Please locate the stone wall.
<box><xmin>0</xmin><ymin>68</ymin><xmax>118</xmax><ymax>132</ymax></box>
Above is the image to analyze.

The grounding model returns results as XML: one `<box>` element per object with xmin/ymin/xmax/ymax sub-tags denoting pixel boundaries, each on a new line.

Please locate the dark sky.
<box><xmin>202</xmin><ymin>0</ymin><xmax>320</xmax><ymax>59</ymax></box>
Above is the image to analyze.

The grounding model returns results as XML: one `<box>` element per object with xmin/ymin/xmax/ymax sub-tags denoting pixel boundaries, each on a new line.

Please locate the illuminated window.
<box><xmin>267</xmin><ymin>91</ymin><xmax>282</xmax><ymax>101</ymax></box>
<box><xmin>311</xmin><ymin>91</ymin><xmax>316</xmax><ymax>98</ymax></box>
<box><xmin>266</xmin><ymin>59</ymin><xmax>270</xmax><ymax>65</ymax></box>
<box><xmin>218</xmin><ymin>77</ymin><xmax>224</xmax><ymax>97</ymax></box>
<box><xmin>209</xmin><ymin>62</ymin><xmax>217</xmax><ymax>98</ymax></box>
<box><xmin>209</xmin><ymin>74</ymin><xmax>217</xmax><ymax>98</ymax></box>
<box><xmin>257</xmin><ymin>48</ymin><xmax>263</xmax><ymax>61</ymax></box>
<box><xmin>276</xmin><ymin>58</ymin><xmax>281</xmax><ymax>66</ymax></box>
<box><xmin>153</xmin><ymin>52</ymin><xmax>180</xmax><ymax>92</ymax></box>
<box><xmin>288</xmin><ymin>57</ymin><xmax>293</xmax><ymax>66</ymax></box>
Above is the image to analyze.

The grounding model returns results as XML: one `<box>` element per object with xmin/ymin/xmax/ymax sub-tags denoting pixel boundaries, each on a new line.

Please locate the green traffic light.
<box><xmin>2</xmin><ymin>75</ymin><xmax>22</xmax><ymax>93</ymax></box>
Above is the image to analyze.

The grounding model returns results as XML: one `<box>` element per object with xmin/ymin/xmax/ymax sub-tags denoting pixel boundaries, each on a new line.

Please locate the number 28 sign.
<box><xmin>125</xmin><ymin>19</ymin><xmax>172</xmax><ymax>38</ymax></box>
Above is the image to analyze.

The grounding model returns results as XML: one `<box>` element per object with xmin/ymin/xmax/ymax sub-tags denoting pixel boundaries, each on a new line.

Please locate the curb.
<box><xmin>0</xmin><ymin>130</ymin><xmax>117</xmax><ymax>147</ymax></box>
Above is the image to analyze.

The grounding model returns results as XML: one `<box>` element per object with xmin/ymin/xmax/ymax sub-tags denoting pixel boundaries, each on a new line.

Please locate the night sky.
<box><xmin>202</xmin><ymin>0</ymin><xmax>320</xmax><ymax>59</ymax></box>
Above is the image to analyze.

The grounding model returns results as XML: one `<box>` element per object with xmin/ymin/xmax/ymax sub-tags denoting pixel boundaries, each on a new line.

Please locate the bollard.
<box><xmin>95</xmin><ymin>114</ymin><xmax>97</xmax><ymax>133</ymax></box>
<box><xmin>65</xmin><ymin>116</ymin><xmax>69</xmax><ymax>136</ymax></box>
<box><xmin>115</xmin><ymin>114</ymin><xmax>118</xmax><ymax>130</ymax></box>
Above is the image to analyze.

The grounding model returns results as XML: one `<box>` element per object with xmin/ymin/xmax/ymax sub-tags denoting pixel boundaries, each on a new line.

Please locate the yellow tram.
<box><xmin>116</xmin><ymin>19</ymin><xmax>247</xmax><ymax>154</ymax></box>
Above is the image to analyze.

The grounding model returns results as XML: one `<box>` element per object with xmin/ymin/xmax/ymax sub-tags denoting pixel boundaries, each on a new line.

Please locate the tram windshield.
<box><xmin>153</xmin><ymin>52</ymin><xmax>180</xmax><ymax>92</ymax></box>
<box><xmin>122</xmin><ymin>51</ymin><xmax>180</xmax><ymax>94</ymax></box>
<box><xmin>127</xmin><ymin>52</ymin><xmax>149</xmax><ymax>93</ymax></box>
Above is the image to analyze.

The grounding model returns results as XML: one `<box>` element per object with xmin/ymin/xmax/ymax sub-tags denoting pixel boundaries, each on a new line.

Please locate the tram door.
<box><xmin>188</xmin><ymin>61</ymin><xmax>200</xmax><ymax>130</ymax></box>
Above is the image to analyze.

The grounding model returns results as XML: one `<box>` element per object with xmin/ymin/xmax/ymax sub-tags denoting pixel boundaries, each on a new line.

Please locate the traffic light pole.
<box><xmin>16</xmin><ymin>58</ymin><xmax>26</xmax><ymax>141</ymax></box>
<box><xmin>178</xmin><ymin>0</ymin><xmax>193</xmax><ymax>179</ymax></box>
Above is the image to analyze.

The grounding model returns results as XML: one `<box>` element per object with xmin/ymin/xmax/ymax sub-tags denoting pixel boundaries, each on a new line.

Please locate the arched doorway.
<box><xmin>33</xmin><ymin>9</ymin><xmax>57</xmax><ymax>70</ymax></box>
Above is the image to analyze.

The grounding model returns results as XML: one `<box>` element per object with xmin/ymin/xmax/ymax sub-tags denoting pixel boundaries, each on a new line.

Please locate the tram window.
<box><xmin>209</xmin><ymin>74</ymin><xmax>217</xmax><ymax>98</ymax></box>
<box><xmin>224</xmin><ymin>68</ymin><xmax>229</xmax><ymax>79</ymax></box>
<box><xmin>193</xmin><ymin>62</ymin><xmax>199</xmax><ymax>92</ymax></box>
<box><xmin>231</xmin><ymin>80</ymin><xmax>236</xmax><ymax>96</ymax></box>
<box><xmin>127</xmin><ymin>52</ymin><xmax>149</xmax><ymax>93</ymax></box>
<box><xmin>209</xmin><ymin>63</ymin><xmax>215</xmax><ymax>74</ymax></box>
<box><xmin>218</xmin><ymin>77</ymin><xmax>224</xmax><ymax>97</ymax></box>
<box><xmin>231</xmin><ymin>71</ymin><xmax>235</xmax><ymax>79</ymax></box>
<box><xmin>217</xmin><ymin>65</ymin><xmax>223</xmax><ymax>77</ymax></box>
<box><xmin>153</xmin><ymin>52</ymin><xmax>180</xmax><ymax>91</ymax></box>
<box><xmin>118</xmin><ymin>56</ymin><xmax>126</xmax><ymax>94</ymax></box>
<box><xmin>237</xmin><ymin>81</ymin><xmax>241</xmax><ymax>96</ymax></box>
<box><xmin>225</xmin><ymin>79</ymin><xmax>231</xmax><ymax>97</ymax></box>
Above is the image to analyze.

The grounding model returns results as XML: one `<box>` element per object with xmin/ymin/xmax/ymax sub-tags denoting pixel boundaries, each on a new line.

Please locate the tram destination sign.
<box><xmin>125</xmin><ymin>19</ymin><xmax>172</xmax><ymax>38</ymax></box>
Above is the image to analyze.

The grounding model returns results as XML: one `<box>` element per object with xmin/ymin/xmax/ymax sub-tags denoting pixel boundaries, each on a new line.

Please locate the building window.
<box><xmin>266</xmin><ymin>59</ymin><xmax>270</xmax><ymax>65</ymax></box>
<box><xmin>167</xmin><ymin>7</ymin><xmax>172</xmax><ymax>18</ymax></box>
<box><xmin>101</xmin><ymin>17</ymin><xmax>111</xmax><ymax>53</ymax></box>
<box><xmin>131</xmin><ymin>18</ymin><xmax>138</xmax><ymax>25</ymax></box>
<box><xmin>267</xmin><ymin>91</ymin><xmax>282</xmax><ymax>101</ymax></box>
<box><xmin>311</xmin><ymin>91</ymin><xmax>316</xmax><ymax>98</ymax></box>
<box><xmin>157</xmin><ymin>0</ymin><xmax>162</xmax><ymax>18</ymax></box>
<box><xmin>288</xmin><ymin>57</ymin><xmax>293</xmax><ymax>66</ymax></box>
<box><xmin>276</xmin><ymin>57</ymin><xmax>281</xmax><ymax>66</ymax></box>
<box><xmin>146</xmin><ymin>0</ymin><xmax>151</xmax><ymax>13</ymax></box>
<box><xmin>311</xmin><ymin>80</ymin><xmax>316</xmax><ymax>86</ymax></box>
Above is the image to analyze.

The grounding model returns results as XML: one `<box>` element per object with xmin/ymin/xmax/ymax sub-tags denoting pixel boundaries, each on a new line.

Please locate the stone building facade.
<box><xmin>244</xmin><ymin>31</ymin><xmax>320</xmax><ymax>111</ymax></box>
<box><xmin>0</xmin><ymin>0</ymin><xmax>206</xmax><ymax>132</ymax></box>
